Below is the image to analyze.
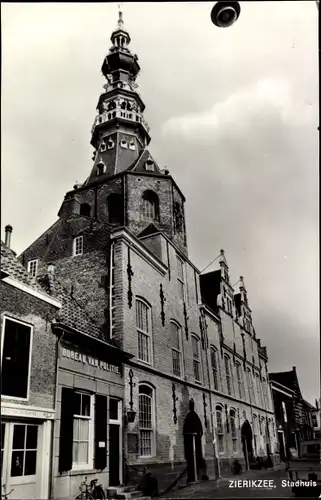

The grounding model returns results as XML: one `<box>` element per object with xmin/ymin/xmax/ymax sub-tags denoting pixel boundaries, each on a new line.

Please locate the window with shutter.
<box><xmin>95</xmin><ymin>395</ymin><xmax>107</xmax><ymax>470</ymax></box>
<box><xmin>58</xmin><ymin>388</ymin><xmax>75</xmax><ymax>473</ymax></box>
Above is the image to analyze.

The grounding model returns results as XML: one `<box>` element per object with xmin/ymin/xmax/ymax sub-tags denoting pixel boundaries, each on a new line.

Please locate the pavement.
<box><xmin>159</xmin><ymin>463</ymin><xmax>297</xmax><ymax>498</ymax></box>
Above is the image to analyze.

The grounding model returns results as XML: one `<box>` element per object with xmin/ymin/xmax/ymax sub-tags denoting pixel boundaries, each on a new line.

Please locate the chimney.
<box><xmin>316</xmin><ymin>399</ymin><xmax>319</xmax><ymax>410</ymax></box>
<box><xmin>4</xmin><ymin>225</ymin><xmax>13</xmax><ymax>248</ymax></box>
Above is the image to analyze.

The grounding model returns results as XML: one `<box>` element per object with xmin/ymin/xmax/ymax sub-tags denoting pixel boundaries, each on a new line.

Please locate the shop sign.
<box><xmin>61</xmin><ymin>347</ymin><xmax>121</xmax><ymax>375</ymax></box>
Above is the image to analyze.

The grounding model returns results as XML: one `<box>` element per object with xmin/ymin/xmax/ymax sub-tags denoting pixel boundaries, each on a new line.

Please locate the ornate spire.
<box><xmin>117</xmin><ymin>4</ymin><xmax>124</xmax><ymax>30</ymax></box>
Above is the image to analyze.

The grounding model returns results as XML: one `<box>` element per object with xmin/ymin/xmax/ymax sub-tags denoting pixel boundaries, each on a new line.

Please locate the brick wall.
<box><xmin>126</xmin><ymin>173</ymin><xmax>187</xmax><ymax>256</ymax></box>
<box><xmin>0</xmin><ymin>282</ymin><xmax>58</xmax><ymax>409</ymax></box>
<box><xmin>20</xmin><ymin>218</ymin><xmax>113</xmax><ymax>335</ymax></box>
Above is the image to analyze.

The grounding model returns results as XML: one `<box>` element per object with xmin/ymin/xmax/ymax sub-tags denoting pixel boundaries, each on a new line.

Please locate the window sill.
<box><xmin>1</xmin><ymin>395</ymin><xmax>29</xmax><ymax>402</ymax></box>
<box><xmin>60</xmin><ymin>467</ymin><xmax>100</xmax><ymax>477</ymax></box>
<box><xmin>136</xmin><ymin>358</ymin><xmax>152</xmax><ymax>368</ymax></box>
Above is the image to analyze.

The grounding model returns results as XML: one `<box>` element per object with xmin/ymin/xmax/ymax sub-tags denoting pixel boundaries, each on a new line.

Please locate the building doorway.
<box><xmin>1</xmin><ymin>421</ymin><xmax>44</xmax><ymax>499</ymax></box>
<box><xmin>108</xmin><ymin>398</ymin><xmax>122</xmax><ymax>487</ymax></box>
<box><xmin>241</xmin><ymin>420</ymin><xmax>253</xmax><ymax>470</ymax></box>
<box><xmin>183</xmin><ymin>399</ymin><xmax>204</xmax><ymax>484</ymax></box>
<box><xmin>277</xmin><ymin>430</ymin><xmax>286</xmax><ymax>461</ymax></box>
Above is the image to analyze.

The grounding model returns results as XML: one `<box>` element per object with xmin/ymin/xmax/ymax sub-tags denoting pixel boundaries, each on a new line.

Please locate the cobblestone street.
<box><xmin>160</xmin><ymin>464</ymin><xmax>295</xmax><ymax>498</ymax></box>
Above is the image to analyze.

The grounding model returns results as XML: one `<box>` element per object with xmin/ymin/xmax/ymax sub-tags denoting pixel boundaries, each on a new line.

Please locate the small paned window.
<box><xmin>73</xmin><ymin>236</ymin><xmax>83</xmax><ymax>256</ymax></box>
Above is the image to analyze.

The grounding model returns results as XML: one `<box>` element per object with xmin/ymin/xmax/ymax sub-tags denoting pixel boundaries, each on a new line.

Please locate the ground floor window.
<box><xmin>72</xmin><ymin>392</ymin><xmax>92</xmax><ymax>467</ymax></box>
<box><xmin>230</xmin><ymin>410</ymin><xmax>237</xmax><ymax>452</ymax></box>
<box><xmin>216</xmin><ymin>406</ymin><xmax>224</xmax><ymax>453</ymax></box>
<box><xmin>11</xmin><ymin>424</ymin><xmax>38</xmax><ymax>477</ymax></box>
<box><xmin>139</xmin><ymin>384</ymin><xmax>155</xmax><ymax>457</ymax></box>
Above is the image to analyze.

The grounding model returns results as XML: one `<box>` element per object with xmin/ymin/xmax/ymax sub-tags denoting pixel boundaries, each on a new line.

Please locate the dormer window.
<box><xmin>27</xmin><ymin>259</ymin><xmax>38</xmax><ymax>277</ymax></box>
<box><xmin>100</xmin><ymin>141</ymin><xmax>106</xmax><ymax>152</ymax></box>
<box><xmin>97</xmin><ymin>160</ymin><xmax>106</xmax><ymax>176</ymax></box>
<box><xmin>120</xmin><ymin>139</ymin><xmax>128</xmax><ymax>149</ymax></box>
<box><xmin>107</xmin><ymin>139</ymin><xmax>115</xmax><ymax>150</ymax></box>
<box><xmin>145</xmin><ymin>160</ymin><xmax>154</xmax><ymax>172</ymax></box>
<box><xmin>129</xmin><ymin>141</ymin><xmax>135</xmax><ymax>151</ymax></box>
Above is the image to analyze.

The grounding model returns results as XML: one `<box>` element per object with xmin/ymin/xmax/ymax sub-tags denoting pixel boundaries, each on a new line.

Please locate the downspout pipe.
<box><xmin>49</xmin><ymin>328</ymin><xmax>64</xmax><ymax>500</ymax></box>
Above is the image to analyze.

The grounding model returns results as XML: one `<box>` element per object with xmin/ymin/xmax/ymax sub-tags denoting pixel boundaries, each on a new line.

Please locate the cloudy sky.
<box><xmin>1</xmin><ymin>2</ymin><xmax>319</xmax><ymax>404</ymax></box>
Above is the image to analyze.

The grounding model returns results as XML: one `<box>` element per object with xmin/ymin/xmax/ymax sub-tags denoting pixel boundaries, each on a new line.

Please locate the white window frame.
<box><xmin>142</xmin><ymin>197</ymin><xmax>156</xmax><ymax>219</ymax></box>
<box><xmin>136</xmin><ymin>298</ymin><xmax>152</xmax><ymax>365</ymax></box>
<box><xmin>73</xmin><ymin>235</ymin><xmax>83</xmax><ymax>257</ymax></box>
<box><xmin>1</xmin><ymin>316</ymin><xmax>33</xmax><ymax>402</ymax></box>
<box><xmin>192</xmin><ymin>335</ymin><xmax>201</xmax><ymax>383</ymax></box>
<box><xmin>210</xmin><ymin>346</ymin><xmax>220</xmax><ymax>391</ymax></box>
<box><xmin>224</xmin><ymin>355</ymin><xmax>233</xmax><ymax>396</ymax></box>
<box><xmin>170</xmin><ymin>321</ymin><xmax>183</xmax><ymax>379</ymax></box>
<box><xmin>230</xmin><ymin>409</ymin><xmax>238</xmax><ymax>452</ymax></box>
<box><xmin>72</xmin><ymin>392</ymin><xmax>94</xmax><ymax>471</ymax></box>
<box><xmin>176</xmin><ymin>255</ymin><xmax>185</xmax><ymax>302</ymax></box>
<box><xmin>215</xmin><ymin>405</ymin><xmax>224</xmax><ymax>453</ymax></box>
<box><xmin>27</xmin><ymin>259</ymin><xmax>38</xmax><ymax>277</ymax></box>
<box><xmin>138</xmin><ymin>384</ymin><xmax>156</xmax><ymax>458</ymax></box>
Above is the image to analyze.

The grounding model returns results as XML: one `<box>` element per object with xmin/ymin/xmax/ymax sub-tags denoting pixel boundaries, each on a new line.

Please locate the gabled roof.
<box><xmin>269</xmin><ymin>368</ymin><xmax>302</xmax><ymax>399</ymax></box>
<box><xmin>137</xmin><ymin>223</ymin><xmax>161</xmax><ymax>238</ymax></box>
<box><xmin>1</xmin><ymin>241</ymin><xmax>44</xmax><ymax>292</ymax></box>
<box><xmin>127</xmin><ymin>148</ymin><xmax>163</xmax><ymax>174</ymax></box>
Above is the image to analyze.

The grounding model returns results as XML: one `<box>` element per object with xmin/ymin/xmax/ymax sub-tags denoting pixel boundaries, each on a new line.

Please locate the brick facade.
<box><xmin>0</xmin><ymin>281</ymin><xmax>58</xmax><ymax>409</ymax></box>
<box><xmin>14</xmin><ymin>10</ymin><xmax>279</xmax><ymax>496</ymax></box>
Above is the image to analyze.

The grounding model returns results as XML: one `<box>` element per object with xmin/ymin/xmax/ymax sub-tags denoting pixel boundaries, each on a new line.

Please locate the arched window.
<box><xmin>224</xmin><ymin>354</ymin><xmax>233</xmax><ymax>396</ymax></box>
<box><xmin>136</xmin><ymin>299</ymin><xmax>152</xmax><ymax>364</ymax></box>
<box><xmin>80</xmin><ymin>203</ymin><xmax>91</xmax><ymax>217</ymax></box>
<box><xmin>230</xmin><ymin>409</ymin><xmax>237</xmax><ymax>451</ymax></box>
<box><xmin>170</xmin><ymin>321</ymin><xmax>182</xmax><ymax>378</ymax></box>
<box><xmin>97</xmin><ymin>161</ymin><xmax>106</xmax><ymax>176</ymax></box>
<box><xmin>107</xmin><ymin>193</ymin><xmax>124</xmax><ymax>225</ymax></box>
<box><xmin>216</xmin><ymin>405</ymin><xmax>224</xmax><ymax>453</ymax></box>
<box><xmin>142</xmin><ymin>191</ymin><xmax>159</xmax><ymax>221</ymax></box>
<box><xmin>192</xmin><ymin>335</ymin><xmax>201</xmax><ymax>382</ymax></box>
<box><xmin>236</xmin><ymin>362</ymin><xmax>244</xmax><ymax>399</ymax></box>
<box><xmin>139</xmin><ymin>384</ymin><xmax>155</xmax><ymax>457</ymax></box>
<box><xmin>210</xmin><ymin>346</ymin><xmax>219</xmax><ymax>391</ymax></box>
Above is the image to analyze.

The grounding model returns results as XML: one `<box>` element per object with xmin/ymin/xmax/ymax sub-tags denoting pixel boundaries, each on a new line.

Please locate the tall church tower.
<box><xmin>20</xmin><ymin>10</ymin><xmax>188</xmax><ymax>333</ymax></box>
<box><xmin>56</xmin><ymin>10</ymin><xmax>187</xmax><ymax>255</ymax></box>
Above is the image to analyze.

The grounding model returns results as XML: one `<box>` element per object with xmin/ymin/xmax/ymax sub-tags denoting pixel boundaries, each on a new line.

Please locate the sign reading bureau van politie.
<box><xmin>59</xmin><ymin>344</ymin><xmax>122</xmax><ymax>377</ymax></box>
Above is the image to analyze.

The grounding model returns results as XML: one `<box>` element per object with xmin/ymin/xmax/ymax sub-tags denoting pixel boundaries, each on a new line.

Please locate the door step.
<box><xmin>107</xmin><ymin>486</ymin><xmax>151</xmax><ymax>500</ymax></box>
